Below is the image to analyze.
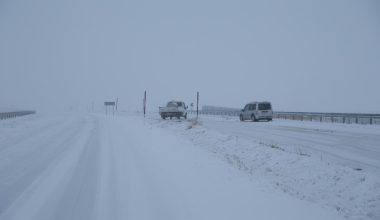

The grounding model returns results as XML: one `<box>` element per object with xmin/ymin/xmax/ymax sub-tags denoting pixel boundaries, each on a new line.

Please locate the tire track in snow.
<box><xmin>0</xmin><ymin>115</ymin><xmax>97</xmax><ymax>220</ymax></box>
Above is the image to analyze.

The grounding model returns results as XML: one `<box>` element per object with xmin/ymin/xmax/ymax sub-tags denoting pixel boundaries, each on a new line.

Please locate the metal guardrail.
<box><xmin>0</xmin><ymin>111</ymin><xmax>36</xmax><ymax>120</ymax></box>
<box><xmin>188</xmin><ymin>110</ymin><xmax>380</xmax><ymax>125</ymax></box>
<box><xmin>273</xmin><ymin>112</ymin><xmax>380</xmax><ymax>125</ymax></box>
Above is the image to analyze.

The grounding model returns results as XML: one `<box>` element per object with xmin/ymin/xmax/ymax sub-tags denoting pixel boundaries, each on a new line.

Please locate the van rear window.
<box><xmin>258</xmin><ymin>103</ymin><xmax>271</xmax><ymax>110</ymax></box>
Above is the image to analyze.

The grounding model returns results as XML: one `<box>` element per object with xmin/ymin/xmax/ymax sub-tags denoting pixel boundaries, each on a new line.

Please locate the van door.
<box><xmin>248</xmin><ymin>104</ymin><xmax>256</xmax><ymax>120</ymax></box>
<box><xmin>246</xmin><ymin>104</ymin><xmax>251</xmax><ymax>119</ymax></box>
<box><xmin>243</xmin><ymin>104</ymin><xmax>250</xmax><ymax>120</ymax></box>
<box><xmin>258</xmin><ymin>103</ymin><xmax>272</xmax><ymax>118</ymax></box>
<box><xmin>252</xmin><ymin>103</ymin><xmax>257</xmax><ymax>119</ymax></box>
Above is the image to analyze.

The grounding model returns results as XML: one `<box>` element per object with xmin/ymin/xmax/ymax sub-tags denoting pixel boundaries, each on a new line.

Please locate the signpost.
<box><xmin>197</xmin><ymin>92</ymin><xmax>199</xmax><ymax>118</ymax></box>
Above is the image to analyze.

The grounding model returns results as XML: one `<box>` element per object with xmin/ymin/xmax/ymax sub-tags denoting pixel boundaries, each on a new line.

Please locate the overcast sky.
<box><xmin>1</xmin><ymin>0</ymin><xmax>379</xmax><ymax>113</ymax></box>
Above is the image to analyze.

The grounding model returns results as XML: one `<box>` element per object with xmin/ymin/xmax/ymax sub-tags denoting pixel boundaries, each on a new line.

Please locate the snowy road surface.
<box><xmin>196</xmin><ymin>115</ymin><xmax>380</xmax><ymax>172</ymax></box>
<box><xmin>0</xmin><ymin>113</ymin><xmax>375</xmax><ymax>220</ymax></box>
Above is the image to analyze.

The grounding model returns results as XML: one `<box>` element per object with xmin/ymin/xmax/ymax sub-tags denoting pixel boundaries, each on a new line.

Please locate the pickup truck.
<box><xmin>159</xmin><ymin>101</ymin><xmax>188</xmax><ymax>119</ymax></box>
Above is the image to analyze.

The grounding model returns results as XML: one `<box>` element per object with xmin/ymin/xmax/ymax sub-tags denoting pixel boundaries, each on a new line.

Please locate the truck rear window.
<box><xmin>258</xmin><ymin>103</ymin><xmax>271</xmax><ymax>110</ymax></box>
<box><xmin>167</xmin><ymin>102</ymin><xmax>178</xmax><ymax>107</ymax></box>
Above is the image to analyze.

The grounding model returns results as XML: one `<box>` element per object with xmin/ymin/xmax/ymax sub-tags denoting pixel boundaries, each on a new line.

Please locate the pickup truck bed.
<box><xmin>159</xmin><ymin>101</ymin><xmax>187</xmax><ymax>119</ymax></box>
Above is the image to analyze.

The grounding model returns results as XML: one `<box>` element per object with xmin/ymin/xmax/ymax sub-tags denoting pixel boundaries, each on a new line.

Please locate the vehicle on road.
<box><xmin>159</xmin><ymin>101</ymin><xmax>188</xmax><ymax>119</ymax></box>
<box><xmin>240</xmin><ymin>101</ymin><xmax>273</xmax><ymax>122</ymax></box>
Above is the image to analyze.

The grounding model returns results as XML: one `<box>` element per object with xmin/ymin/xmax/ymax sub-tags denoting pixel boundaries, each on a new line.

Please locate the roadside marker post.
<box><xmin>143</xmin><ymin>91</ymin><xmax>147</xmax><ymax>118</ymax></box>
<box><xmin>197</xmin><ymin>92</ymin><xmax>199</xmax><ymax>118</ymax></box>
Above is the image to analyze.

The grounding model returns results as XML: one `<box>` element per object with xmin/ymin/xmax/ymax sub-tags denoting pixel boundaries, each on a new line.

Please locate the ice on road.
<box><xmin>0</xmin><ymin>113</ymin><xmax>342</xmax><ymax>220</ymax></box>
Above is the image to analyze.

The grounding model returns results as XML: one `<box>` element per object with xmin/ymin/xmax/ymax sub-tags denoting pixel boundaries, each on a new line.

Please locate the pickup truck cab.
<box><xmin>159</xmin><ymin>101</ymin><xmax>188</xmax><ymax>119</ymax></box>
<box><xmin>240</xmin><ymin>101</ymin><xmax>273</xmax><ymax>122</ymax></box>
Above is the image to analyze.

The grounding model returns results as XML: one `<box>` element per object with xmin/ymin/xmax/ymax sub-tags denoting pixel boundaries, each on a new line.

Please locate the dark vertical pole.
<box><xmin>196</xmin><ymin>92</ymin><xmax>199</xmax><ymax>118</ymax></box>
<box><xmin>143</xmin><ymin>91</ymin><xmax>147</xmax><ymax>117</ymax></box>
<box><xmin>116</xmin><ymin>98</ymin><xmax>118</xmax><ymax>112</ymax></box>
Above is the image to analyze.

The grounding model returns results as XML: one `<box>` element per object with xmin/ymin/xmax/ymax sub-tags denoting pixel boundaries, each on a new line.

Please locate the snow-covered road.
<box><xmin>0</xmin><ymin>113</ymin><xmax>343</xmax><ymax>220</ymax></box>
<box><xmin>196</xmin><ymin>115</ymin><xmax>380</xmax><ymax>172</ymax></box>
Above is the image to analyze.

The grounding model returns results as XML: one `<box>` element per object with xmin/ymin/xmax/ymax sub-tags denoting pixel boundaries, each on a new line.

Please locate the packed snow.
<box><xmin>0</xmin><ymin>112</ymin><xmax>378</xmax><ymax>220</ymax></box>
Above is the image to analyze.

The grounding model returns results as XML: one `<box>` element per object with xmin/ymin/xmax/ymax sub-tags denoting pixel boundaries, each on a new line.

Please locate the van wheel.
<box><xmin>239</xmin><ymin>115</ymin><xmax>244</xmax><ymax>121</ymax></box>
<box><xmin>251</xmin><ymin>115</ymin><xmax>257</xmax><ymax>122</ymax></box>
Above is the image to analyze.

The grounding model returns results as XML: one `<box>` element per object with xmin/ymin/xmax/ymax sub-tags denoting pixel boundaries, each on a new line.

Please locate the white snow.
<box><xmin>0</xmin><ymin>112</ymin><xmax>377</xmax><ymax>220</ymax></box>
<box><xmin>144</xmin><ymin>113</ymin><xmax>380</xmax><ymax>220</ymax></box>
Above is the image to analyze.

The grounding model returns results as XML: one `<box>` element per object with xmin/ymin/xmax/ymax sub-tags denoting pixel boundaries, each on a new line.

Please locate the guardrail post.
<box><xmin>370</xmin><ymin>117</ymin><xmax>373</xmax><ymax>125</ymax></box>
<box><xmin>355</xmin><ymin>117</ymin><xmax>358</xmax><ymax>124</ymax></box>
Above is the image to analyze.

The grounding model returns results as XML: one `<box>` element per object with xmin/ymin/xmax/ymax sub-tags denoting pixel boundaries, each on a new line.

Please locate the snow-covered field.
<box><xmin>0</xmin><ymin>112</ymin><xmax>378</xmax><ymax>220</ymax></box>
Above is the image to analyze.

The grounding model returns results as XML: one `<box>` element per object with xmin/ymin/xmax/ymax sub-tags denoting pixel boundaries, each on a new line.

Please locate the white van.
<box><xmin>239</xmin><ymin>102</ymin><xmax>273</xmax><ymax>122</ymax></box>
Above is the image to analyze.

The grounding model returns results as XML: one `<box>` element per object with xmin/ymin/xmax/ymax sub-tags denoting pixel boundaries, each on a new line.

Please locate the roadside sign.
<box><xmin>104</xmin><ymin>102</ymin><xmax>115</xmax><ymax>106</ymax></box>
<box><xmin>104</xmin><ymin>102</ymin><xmax>116</xmax><ymax>115</ymax></box>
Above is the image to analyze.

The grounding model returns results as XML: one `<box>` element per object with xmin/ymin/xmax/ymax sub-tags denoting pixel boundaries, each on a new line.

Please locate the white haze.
<box><xmin>1</xmin><ymin>0</ymin><xmax>380</xmax><ymax>113</ymax></box>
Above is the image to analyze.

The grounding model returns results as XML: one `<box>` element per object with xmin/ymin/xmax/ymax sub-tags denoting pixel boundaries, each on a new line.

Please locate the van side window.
<box><xmin>252</xmin><ymin>104</ymin><xmax>256</xmax><ymax>110</ymax></box>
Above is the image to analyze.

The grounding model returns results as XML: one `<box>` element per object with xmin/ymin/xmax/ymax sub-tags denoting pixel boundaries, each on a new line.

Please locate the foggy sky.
<box><xmin>1</xmin><ymin>0</ymin><xmax>380</xmax><ymax>113</ymax></box>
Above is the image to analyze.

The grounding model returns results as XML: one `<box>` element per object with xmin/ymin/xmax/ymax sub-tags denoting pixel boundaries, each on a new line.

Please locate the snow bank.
<box><xmin>144</xmin><ymin>113</ymin><xmax>380</xmax><ymax>220</ymax></box>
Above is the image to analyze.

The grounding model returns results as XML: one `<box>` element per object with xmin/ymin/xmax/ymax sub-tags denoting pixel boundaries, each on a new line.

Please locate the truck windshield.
<box><xmin>258</xmin><ymin>103</ymin><xmax>271</xmax><ymax>110</ymax></box>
